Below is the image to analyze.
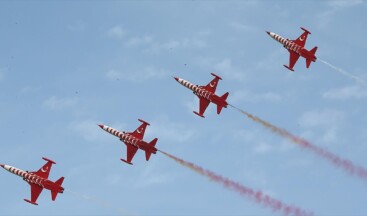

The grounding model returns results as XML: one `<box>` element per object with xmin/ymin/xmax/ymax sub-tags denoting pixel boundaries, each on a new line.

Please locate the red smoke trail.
<box><xmin>159</xmin><ymin>150</ymin><xmax>313</xmax><ymax>216</ymax></box>
<box><xmin>229</xmin><ymin>104</ymin><xmax>367</xmax><ymax>181</ymax></box>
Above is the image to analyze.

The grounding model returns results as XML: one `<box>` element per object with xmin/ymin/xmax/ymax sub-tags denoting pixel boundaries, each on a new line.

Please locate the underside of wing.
<box><xmin>30</xmin><ymin>183</ymin><xmax>43</xmax><ymax>204</ymax></box>
<box><xmin>202</xmin><ymin>76</ymin><xmax>221</xmax><ymax>93</ymax></box>
<box><xmin>198</xmin><ymin>98</ymin><xmax>210</xmax><ymax>117</ymax></box>
<box><xmin>292</xmin><ymin>31</ymin><xmax>309</xmax><ymax>47</ymax></box>
<box><xmin>288</xmin><ymin>51</ymin><xmax>300</xmax><ymax>70</ymax></box>
<box><xmin>126</xmin><ymin>144</ymin><xmax>139</xmax><ymax>164</ymax></box>
<box><xmin>128</xmin><ymin>122</ymin><xmax>148</xmax><ymax>140</ymax></box>
<box><xmin>30</xmin><ymin>161</ymin><xmax>53</xmax><ymax>179</ymax></box>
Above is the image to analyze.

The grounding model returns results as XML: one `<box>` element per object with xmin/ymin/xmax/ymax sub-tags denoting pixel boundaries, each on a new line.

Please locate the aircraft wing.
<box><xmin>292</xmin><ymin>28</ymin><xmax>310</xmax><ymax>47</ymax></box>
<box><xmin>128</xmin><ymin>120</ymin><xmax>150</xmax><ymax>140</ymax></box>
<box><xmin>30</xmin><ymin>159</ymin><xmax>54</xmax><ymax>179</ymax></box>
<box><xmin>197</xmin><ymin>98</ymin><xmax>210</xmax><ymax>117</ymax></box>
<box><xmin>288</xmin><ymin>50</ymin><xmax>300</xmax><ymax>71</ymax></box>
<box><xmin>126</xmin><ymin>144</ymin><xmax>139</xmax><ymax>164</ymax></box>
<box><xmin>202</xmin><ymin>76</ymin><xmax>221</xmax><ymax>93</ymax></box>
<box><xmin>29</xmin><ymin>184</ymin><xmax>43</xmax><ymax>204</ymax></box>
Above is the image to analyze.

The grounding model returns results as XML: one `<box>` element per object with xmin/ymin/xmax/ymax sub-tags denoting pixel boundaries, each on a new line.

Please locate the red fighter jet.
<box><xmin>174</xmin><ymin>73</ymin><xmax>229</xmax><ymax>118</ymax></box>
<box><xmin>267</xmin><ymin>27</ymin><xmax>318</xmax><ymax>71</ymax></box>
<box><xmin>0</xmin><ymin>157</ymin><xmax>64</xmax><ymax>205</ymax></box>
<box><xmin>98</xmin><ymin>119</ymin><xmax>158</xmax><ymax>165</ymax></box>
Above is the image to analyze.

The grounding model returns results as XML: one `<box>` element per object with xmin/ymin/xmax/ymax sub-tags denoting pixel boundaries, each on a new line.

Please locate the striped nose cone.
<box><xmin>0</xmin><ymin>164</ymin><xmax>4</xmax><ymax>168</ymax></box>
<box><xmin>267</xmin><ymin>31</ymin><xmax>276</xmax><ymax>38</ymax></box>
<box><xmin>173</xmin><ymin>77</ymin><xmax>179</xmax><ymax>82</ymax></box>
<box><xmin>98</xmin><ymin>124</ymin><xmax>105</xmax><ymax>129</ymax></box>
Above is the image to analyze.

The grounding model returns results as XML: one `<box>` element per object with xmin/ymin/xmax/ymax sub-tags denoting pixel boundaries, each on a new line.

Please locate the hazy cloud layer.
<box><xmin>323</xmin><ymin>85</ymin><xmax>367</xmax><ymax>100</ymax></box>
<box><xmin>43</xmin><ymin>96</ymin><xmax>78</xmax><ymax>110</ymax></box>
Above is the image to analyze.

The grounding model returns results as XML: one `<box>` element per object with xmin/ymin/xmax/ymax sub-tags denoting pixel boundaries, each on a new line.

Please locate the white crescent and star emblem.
<box><xmin>300</xmin><ymin>35</ymin><xmax>305</xmax><ymax>41</ymax></box>
<box><xmin>137</xmin><ymin>128</ymin><xmax>143</xmax><ymax>134</ymax></box>
<box><xmin>210</xmin><ymin>82</ymin><xmax>216</xmax><ymax>88</ymax></box>
<box><xmin>41</xmin><ymin>166</ymin><xmax>49</xmax><ymax>173</ymax></box>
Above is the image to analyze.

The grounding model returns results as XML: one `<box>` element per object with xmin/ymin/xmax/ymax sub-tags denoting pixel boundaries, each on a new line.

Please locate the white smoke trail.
<box><xmin>318</xmin><ymin>58</ymin><xmax>366</xmax><ymax>86</ymax></box>
<box><xmin>65</xmin><ymin>188</ymin><xmax>135</xmax><ymax>216</ymax></box>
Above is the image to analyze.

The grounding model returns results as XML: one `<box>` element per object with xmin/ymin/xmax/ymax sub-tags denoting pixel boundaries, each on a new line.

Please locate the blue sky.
<box><xmin>1</xmin><ymin>0</ymin><xmax>367</xmax><ymax>215</ymax></box>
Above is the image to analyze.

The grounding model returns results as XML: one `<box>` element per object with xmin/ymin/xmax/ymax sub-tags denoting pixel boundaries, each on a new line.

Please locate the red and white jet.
<box><xmin>0</xmin><ymin>157</ymin><xmax>64</xmax><ymax>205</ymax></box>
<box><xmin>98</xmin><ymin>119</ymin><xmax>158</xmax><ymax>165</ymax></box>
<box><xmin>267</xmin><ymin>27</ymin><xmax>318</xmax><ymax>71</ymax></box>
<box><xmin>174</xmin><ymin>73</ymin><xmax>229</xmax><ymax>118</ymax></box>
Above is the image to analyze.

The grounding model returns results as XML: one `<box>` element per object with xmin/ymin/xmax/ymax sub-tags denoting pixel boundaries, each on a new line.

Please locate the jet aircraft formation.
<box><xmin>2</xmin><ymin>27</ymin><xmax>323</xmax><ymax>213</ymax></box>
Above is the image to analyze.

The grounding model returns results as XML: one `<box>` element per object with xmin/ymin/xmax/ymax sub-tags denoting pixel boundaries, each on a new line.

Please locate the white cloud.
<box><xmin>125</xmin><ymin>35</ymin><xmax>153</xmax><ymax>47</ymax></box>
<box><xmin>298</xmin><ymin>109</ymin><xmax>345</xmax><ymax>145</ymax></box>
<box><xmin>253</xmin><ymin>142</ymin><xmax>274</xmax><ymax>154</ymax></box>
<box><xmin>148</xmin><ymin>115</ymin><xmax>195</xmax><ymax>144</ymax></box>
<box><xmin>229</xmin><ymin>22</ymin><xmax>257</xmax><ymax>32</ymax></box>
<box><xmin>106</xmin><ymin>66</ymin><xmax>167</xmax><ymax>83</ymax></box>
<box><xmin>107</xmin><ymin>25</ymin><xmax>126</xmax><ymax>39</ymax></box>
<box><xmin>109</xmin><ymin>26</ymin><xmax>206</xmax><ymax>53</ymax></box>
<box><xmin>316</xmin><ymin>0</ymin><xmax>364</xmax><ymax>28</ymax></box>
<box><xmin>299</xmin><ymin>109</ymin><xmax>345</xmax><ymax>129</ymax></box>
<box><xmin>327</xmin><ymin>0</ymin><xmax>363</xmax><ymax>8</ymax></box>
<box><xmin>144</xmin><ymin>37</ymin><xmax>206</xmax><ymax>54</ymax></box>
<box><xmin>213</xmin><ymin>58</ymin><xmax>246</xmax><ymax>82</ymax></box>
<box><xmin>323</xmin><ymin>85</ymin><xmax>367</xmax><ymax>100</ymax></box>
<box><xmin>134</xmin><ymin>163</ymin><xmax>174</xmax><ymax>188</ymax></box>
<box><xmin>232</xmin><ymin>129</ymin><xmax>293</xmax><ymax>155</ymax></box>
<box><xmin>43</xmin><ymin>96</ymin><xmax>77</xmax><ymax>110</ymax></box>
<box><xmin>69</xmin><ymin>119</ymin><xmax>107</xmax><ymax>142</ymax></box>
<box><xmin>230</xmin><ymin>90</ymin><xmax>282</xmax><ymax>103</ymax></box>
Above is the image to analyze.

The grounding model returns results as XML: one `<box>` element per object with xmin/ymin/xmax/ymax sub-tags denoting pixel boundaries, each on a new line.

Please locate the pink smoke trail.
<box><xmin>159</xmin><ymin>150</ymin><xmax>313</xmax><ymax>216</ymax></box>
<box><xmin>229</xmin><ymin>104</ymin><xmax>367</xmax><ymax>181</ymax></box>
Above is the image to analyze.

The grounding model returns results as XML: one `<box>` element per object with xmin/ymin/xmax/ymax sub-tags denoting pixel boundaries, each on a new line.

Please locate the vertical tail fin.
<box><xmin>306</xmin><ymin>46</ymin><xmax>318</xmax><ymax>68</ymax></box>
<box><xmin>221</xmin><ymin>92</ymin><xmax>229</xmax><ymax>100</ymax></box>
<box><xmin>145</xmin><ymin>138</ymin><xmax>158</xmax><ymax>161</ymax></box>
<box><xmin>217</xmin><ymin>92</ymin><xmax>229</xmax><ymax>114</ymax></box>
<box><xmin>310</xmin><ymin>46</ymin><xmax>318</xmax><ymax>55</ymax></box>
<box><xmin>51</xmin><ymin>177</ymin><xmax>64</xmax><ymax>201</ymax></box>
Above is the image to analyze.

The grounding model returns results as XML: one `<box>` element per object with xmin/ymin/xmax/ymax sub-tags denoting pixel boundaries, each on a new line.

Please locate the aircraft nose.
<box><xmin>0</xmin><ymin>164</ymin><xmax>4</xmax><ymax>168</ymax></box>
<box><xmin>266</xmin><ymin>31</ymin><xmax>270</xmax><ymax>35</ymax></box>
<box><xmin>173</xmin><ymin>77</ymin><xmax>179</xmax><ymax>82</ymax></box>
<box><xmin>98</xmin><ymin>124</ymin><xmax>104</xmax><ymax>129</ymax></box>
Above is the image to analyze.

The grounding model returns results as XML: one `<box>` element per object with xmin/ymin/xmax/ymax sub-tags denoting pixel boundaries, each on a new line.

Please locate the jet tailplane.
<box><xmin>217</xmin><ymin>92</ymin><xmax>229</xmax><ymax>114</ymax></box>
<box><xmin>145</xmin><ymin>138</ymin><xmax>158</xmax><ymax>161</ymax></box>
<box><xmin>306</xmin><ymin>46</ymin><xmax>318</xmax><ymax>68</ymax></box>
<box><xmin>51</xmin><ymin>177</ymin><xmax>64</xmax><ymax>201</ymax></box>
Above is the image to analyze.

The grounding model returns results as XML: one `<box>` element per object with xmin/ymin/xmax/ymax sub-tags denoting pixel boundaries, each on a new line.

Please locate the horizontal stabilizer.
<box><xmin>51</xmin><ymin>177</ymin><xmax>64</xmax><ymax>201</ymax></box>
<box><xmin>55</xmin><ymin>177</ymin><xmax>64</xmax><ymax>186</ymax></box>
<box><xmin>149</xmin><ymin>138</ymin><xmax>158</xmax><ymax>147</ymax></box>
<box><xmin>51</xmin><ymin>191</ymin><xmax>58</xmax><ymax>201</ymax></box>
<box><xmin>221</xmin><ymin>92</ymin><xmax>229</xmax><ymax>101</ymax></box>
<box><xmin>145</xmin><ymin>151</ymin><xmax>152</xmax><ymax>161</ymax></box>
<box><xmin>217</xmin><ymin>92</ymin><xmax>229</xmax><ymax>114</ymax></box>
<box><xmin>310</xmin><ymin>46</ymin><xmax>318</xmax><ymax>55</ymax></box>
<box><xmin>146</xmin><ymin>138</ymin><xmax>158</xmax><ymax>161</ymax></box>
<box><xmin>306</xmin><ymin>46</ymin><xmax>318</xmax><ymax>68</ymax></box>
